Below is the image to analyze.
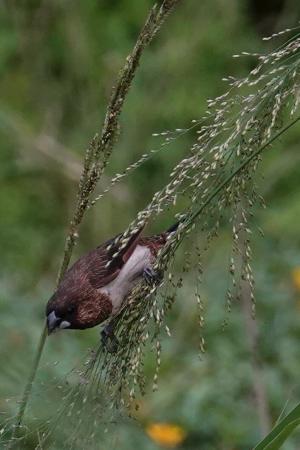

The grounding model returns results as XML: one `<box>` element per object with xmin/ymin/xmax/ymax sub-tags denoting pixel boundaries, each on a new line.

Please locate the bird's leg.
<box><xmin>101</xmin><ymin>321</ymin><xmax>119</xmax><ymax>353</ymax></box>
<box><xmin>143</xmin><ymin>266</ymin><xmax>164</xmax><ymax>286</ymax></box>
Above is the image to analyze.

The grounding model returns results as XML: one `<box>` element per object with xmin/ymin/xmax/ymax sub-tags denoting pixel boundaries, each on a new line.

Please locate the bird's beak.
<box><xmin>47</xmin><ymin>311</ymin><xmax>71</xmax><ymax>334</ymax></box>
<box><xmin>47</xmin><ymin>311</ymin><xmax>61</xmax><ymax>334</ymax></box>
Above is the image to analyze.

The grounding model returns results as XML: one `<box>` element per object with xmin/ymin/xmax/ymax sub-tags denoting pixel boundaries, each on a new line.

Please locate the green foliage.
<box><xmin>254</xmin><ymin>404</ymin><xmax>300</xmax><ymax>449</ymax></box>
<box><xmin>1</xmin><ymin>1</ymin><xmax>300</xmax><ymax>449</ymax></box>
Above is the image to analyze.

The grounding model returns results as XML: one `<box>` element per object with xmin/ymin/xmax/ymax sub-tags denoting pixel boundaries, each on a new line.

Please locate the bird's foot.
<box><xmin>143</xmin><ymin>267</ymin><xmax>163</xmax><ymax>286</ymax></box>
<box><xmin>101</xmin><ymin>323</ymin><xmax>119</xmax><ymax>353</ymax></box>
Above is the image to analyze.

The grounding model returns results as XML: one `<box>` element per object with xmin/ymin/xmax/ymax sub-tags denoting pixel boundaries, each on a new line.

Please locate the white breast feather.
<box><xmin>99</xmin><ymin>245</ymin><xmax>152</xmax><ymax>314</ymax></box>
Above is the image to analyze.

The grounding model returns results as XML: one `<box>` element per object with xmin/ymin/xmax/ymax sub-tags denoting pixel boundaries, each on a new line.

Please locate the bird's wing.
<box><xmin>138</xmin><ymin>234</ymin><xmax>167</xmax><ymax>255</ymax></box>
<box><xmin>85</xmin><ymin>224</ymin><xmax>145</xmax><ymax>289</ymax></box>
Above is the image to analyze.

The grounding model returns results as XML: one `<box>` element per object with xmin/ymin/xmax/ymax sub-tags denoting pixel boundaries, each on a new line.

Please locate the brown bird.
<box><xmin>46</xmin><ymin>221</ymin><xmax>179</xmax><ymax>349</ymax></box>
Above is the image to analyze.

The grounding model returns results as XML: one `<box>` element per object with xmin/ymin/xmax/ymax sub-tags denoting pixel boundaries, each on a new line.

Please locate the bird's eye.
<box><xmin>67</xmin><ymin>305</ymin><xmax>75</xmax><ymax>314</ymax></box>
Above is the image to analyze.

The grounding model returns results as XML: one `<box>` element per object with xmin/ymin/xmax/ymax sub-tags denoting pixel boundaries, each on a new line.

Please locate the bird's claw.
<box><xmin>143</xmin><ymin>267</ymin><xmax>163</xmax><ymax>286</ymax></box>
<box><xmin>101</xmin><ymin>324</ymin><xmax>119</xmax><ymax>353</ymax></box>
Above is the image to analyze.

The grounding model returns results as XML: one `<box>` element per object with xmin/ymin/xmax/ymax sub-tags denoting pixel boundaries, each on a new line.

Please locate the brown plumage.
<box><xmin>46</xmin><ymin>222</ymin><xmax>178</xmax><ymax>337</ymax></box>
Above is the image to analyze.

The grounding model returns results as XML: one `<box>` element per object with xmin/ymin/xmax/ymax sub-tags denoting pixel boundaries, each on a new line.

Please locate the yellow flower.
<box><xmin>292</xmin><ymin>267</ymin><xmax>300</xmax><ymax>291</ymax></box>
<box><xmin>146</xmin><ymin>422</ymin><xmax>186</xmax><ymax>448</ymax></box>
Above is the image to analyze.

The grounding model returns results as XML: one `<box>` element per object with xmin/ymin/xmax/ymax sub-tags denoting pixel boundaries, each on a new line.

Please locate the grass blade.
<box><xmin>254</xmin><ymin>403</ymin><xmax>300</xmax><ymax>450</ymax></box>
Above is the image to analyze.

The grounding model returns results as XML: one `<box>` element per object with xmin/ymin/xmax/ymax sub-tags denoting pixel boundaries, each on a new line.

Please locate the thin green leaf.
<box><xmin>254</xmin><ymin>404</ymin><xmax>300</xmax><ymax>450</ymax></box>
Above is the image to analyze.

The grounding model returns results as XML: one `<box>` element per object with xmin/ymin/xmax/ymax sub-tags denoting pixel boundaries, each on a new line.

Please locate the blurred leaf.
<box><xmin>253</xmin><ymin>404</ymin><xmax>300</xmax><ymax>450</ymax></box>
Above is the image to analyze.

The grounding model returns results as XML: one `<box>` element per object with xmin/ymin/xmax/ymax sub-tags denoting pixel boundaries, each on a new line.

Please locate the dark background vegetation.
<box><xmin>1</xmin><ymin>1</ymin><xmax>300</xmax><ymax>449</ymax></box>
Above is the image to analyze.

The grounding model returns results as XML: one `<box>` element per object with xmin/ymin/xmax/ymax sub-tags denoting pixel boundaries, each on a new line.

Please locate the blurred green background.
<box><xmin>1</xmin><ymin>0</ymin><xmax>300</xmax><ymax>449</ymax></box>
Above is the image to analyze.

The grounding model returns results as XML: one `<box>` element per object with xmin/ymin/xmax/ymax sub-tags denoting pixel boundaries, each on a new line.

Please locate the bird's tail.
<box><xmin>166</xmin><ymin>221</ymin><xmax>180</xmax><ymax>233</ymax></box>
<box><xmin>166</xmin><ymin>215</ymin><xmax>188</xmax><ymax>234</ymax></box>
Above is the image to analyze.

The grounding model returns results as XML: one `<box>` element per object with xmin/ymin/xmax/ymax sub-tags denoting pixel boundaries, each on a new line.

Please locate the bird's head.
<box><xmin>46</xmin><ymin>291</ymin><xmax>79</xmax><ymax>334</ymax></box>
<box><xmin>46</xmin><ymin>285</ymin><xmax>109</xmax><ymax>334</ymax></box>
